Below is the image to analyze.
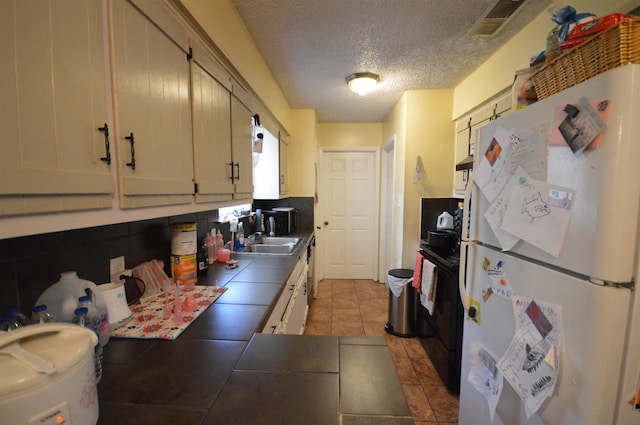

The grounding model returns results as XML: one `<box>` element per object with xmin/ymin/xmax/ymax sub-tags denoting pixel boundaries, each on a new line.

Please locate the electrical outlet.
<box><xmin>110</xmin><ymin>256</ymin><xmax>125</xmax><ymax>280</ymax></box>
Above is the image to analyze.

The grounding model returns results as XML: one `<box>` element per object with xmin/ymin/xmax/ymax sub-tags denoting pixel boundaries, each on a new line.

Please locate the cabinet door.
<box><xmin>230</xmin><ymin>90</ymin><xmax>254</xmax><ymax>200</ymax></box>
<box><xmin>453</xmin><ymin>127</ymin><xmax>470</xmax><ymax>196</ymax></box>
<box><xmin>190</xmin><ymin>41</ymin><xmax>234</xmax><ymax>203</ymax></box>
<box><xmin>0</xmin><ymin>0</ymin><xmax>113</xmax><ymax>215</ymax></box>
<box><xmin>252</xmin><ymin>130</ymin><xmax>281</xmax><ymax>199</ymax></box>
<box><xmin>279</xmin><ymin>136</ymin><xmax>289</xmax><ymax>197</ymax></box>
<box><xmin>111</xmin><ymin>0</ymin><xmax>194</xmax><ymax>208</ymax></box>
<box><xmin>283</xmin><ymin>263</ymin><xmax>309</xmax><ymax>335</ymax></box>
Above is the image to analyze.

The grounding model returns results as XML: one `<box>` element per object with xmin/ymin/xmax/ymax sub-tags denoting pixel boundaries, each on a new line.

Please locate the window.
<box><xmin>218</xmin><ymin>203</ymin><xmax>252</xmax><ymax>222</ymax></box>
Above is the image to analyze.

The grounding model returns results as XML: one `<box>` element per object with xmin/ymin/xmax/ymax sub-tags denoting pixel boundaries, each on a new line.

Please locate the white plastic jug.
<box><xmin>436</xmin><ymin>212</ymin><xmax>454</xmax><ymax>230</ymax></box>
<box><xmin>35</xmin><ymin>271</ymin><xmax>110</xmax><ymax>346</ymax></box>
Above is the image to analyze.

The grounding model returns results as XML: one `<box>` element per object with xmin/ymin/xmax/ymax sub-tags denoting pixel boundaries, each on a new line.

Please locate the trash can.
<box><xmin>385</xmin><ymin>268</ymin><xmax>416</xmax><ymax>337</ymax></box>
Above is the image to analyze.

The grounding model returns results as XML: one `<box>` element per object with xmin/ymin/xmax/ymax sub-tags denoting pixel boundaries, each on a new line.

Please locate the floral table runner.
<box><xmin>111</xmin><ymin>285</ymin><xmax>226</xmax><ymax>340</ymax></box>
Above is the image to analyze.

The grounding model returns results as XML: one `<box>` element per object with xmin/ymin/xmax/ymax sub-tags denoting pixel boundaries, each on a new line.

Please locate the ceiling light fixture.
<box><xmin>346</xmin><ymin>72</ymin><xmax>379</xmax><ymax>96</ymax></box>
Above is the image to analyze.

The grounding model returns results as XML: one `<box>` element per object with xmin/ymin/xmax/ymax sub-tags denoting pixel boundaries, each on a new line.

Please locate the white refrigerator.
<box><xmin>459</xmin><ymin>65</ymin><xmax>640</xmax><ymax>425</ymax></box>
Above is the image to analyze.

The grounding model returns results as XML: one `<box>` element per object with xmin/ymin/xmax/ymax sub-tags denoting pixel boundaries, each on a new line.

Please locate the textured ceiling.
<box><xmin>232</xmin><ymin>0</ymin><xmax>552</xmax><ymax>122</ymax></box>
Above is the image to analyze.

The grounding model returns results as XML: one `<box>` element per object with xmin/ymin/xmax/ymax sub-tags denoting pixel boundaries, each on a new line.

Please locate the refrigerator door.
<box><xmin>459</xmin><ymin>243</ymin><xmax>630</xmax><ymax>425</ymax></box>
<box><xmin>470</xmin><ymin>65</ymin><xmax>640</xmax><ymax>284</ymax></box>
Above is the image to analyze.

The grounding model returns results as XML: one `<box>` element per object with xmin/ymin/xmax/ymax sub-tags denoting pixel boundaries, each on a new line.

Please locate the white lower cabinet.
<box><xmin>281</xmin><ymin>263</ymin><xmax>309</xmax><ymax>335</ymax></box>
<box><xmin>262</xmin><ymin>253</ymin><xmax>308</xmax><ymax>334</ymax></box>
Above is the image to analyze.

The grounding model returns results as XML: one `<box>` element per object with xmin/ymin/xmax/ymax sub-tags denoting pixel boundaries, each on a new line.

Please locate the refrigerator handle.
<box><xmin>462</xmin><ymin>170</ymin><xmax>474</xmax><ymax>242</ymax></box>
<box><xmin>459</xmin><ymin>171</ymin><xmax>474</xmax><ymax>313</ymax></box>
<box><xmin>459</xmin><ymin>240</ymin><xmax>471</xmax><ymax>312</ymax></box>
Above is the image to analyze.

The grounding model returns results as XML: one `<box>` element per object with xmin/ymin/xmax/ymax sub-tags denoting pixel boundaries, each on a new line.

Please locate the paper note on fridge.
<box><xmin>475</xmin><ymin>126</ymin><xmax>548</xmax><ymax>204</ymax></box>
<box><xmin>468</xmin><ymin>341</ymin><xmax>503</xmax><ymax>422</ymax></box>
<box><xmin>485</xmin><ymin>178</ymin><xmax>520</xmax><ymax>251</ymax></box>
<box><xmin>548</xmin><ymin>97</ymin><xmax>609</xmax><ymax>155</ymax></box>
<box><xmin>475</xmin><ymin>133</ymin><xmax>510</xmax><ymax>203</ymax></box>
<box><xmin>500</xmin><ymin>169</ymin><xmax>576</xmax><ymax>257</ymax></box>
<box><xmin>497</xmin><ymin>321</ymin><xmax>557</xmax><ymax>418</ymax></box>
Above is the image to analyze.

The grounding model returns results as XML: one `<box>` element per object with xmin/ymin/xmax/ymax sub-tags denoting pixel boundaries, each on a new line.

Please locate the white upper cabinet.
<box><xmin>0</xmin><ymin>0</ymin><xmax>113</xmax><ymax>215</ymax></box>
<box><xmin>110</xmin><ymin>0</ymin><xmax>194</xmax><ymax>208</ymax></box>
<box><xmin>230</xmin><ymin>88</ymin><xmax>254</xmax><ymax>200</ymax></box>
<box><xmin>253</xmin><ymin>129</ymin><xmax>289</xmax><ymax>200</ymax></box>
<box><xmin>279</xmin><ymin>134</ymin><xmax>290</xmax><ymax>198</ymax></box>
<box><xmin>190</xmin><ymin>40</ymin><xmax>234</xmax><ymax>203</ymax></box>
<box><xmin>453</xmin><ymin>91</ymin><xmax>512</xmax><ymax>197</ymax></box>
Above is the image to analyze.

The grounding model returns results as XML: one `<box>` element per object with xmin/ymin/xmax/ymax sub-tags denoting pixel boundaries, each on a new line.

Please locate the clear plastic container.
<box><xmin>6</xmin><ymin>306</ymin><xmax>30</xmax><ymax>326</ymax></box>
<box><xmin>215</xmin><ymin>231</ymin><xmax>224</xmax><ymax>261</ymax></box>
<box><xmin>78</xmin><ymin>296</ymin><xmax>107</xmax><ymax>346</ymax></box>
<box><xmin>217</xmin><ymin>248</ymin><xmax>231</xmax><ymax>263</ymax></box>
<box><xmin>72</xmin><ymin>307</ymin><xmax>103</xmax><ymax>383</ymax></box>
<box><xmin>206</xmin><ymin>231</ymin><xmax>215</xmax><ymax>264</ymax></box>
<box><xmin>0</xmin><ymin>315</ymin><xmax>21</xmax><ymax>331</ymax></box>
<box><xmin>79</xmin><ymin>294</ymin><xmax>109</xmax><ymax>346</ymax></box>
<box><xmin>238</xmin><ymin>222</ymin><xmax>245</xmax><ymax>247</ymax></box>
<box><xmin>35</xmin><ymin>271</ymin><xmax>110</xmax><ymax>346</ymax></box>
<box><xmin>31</xmin><ymin>304</ymin><xmax>56</xmax><ymax>324</ymax></box>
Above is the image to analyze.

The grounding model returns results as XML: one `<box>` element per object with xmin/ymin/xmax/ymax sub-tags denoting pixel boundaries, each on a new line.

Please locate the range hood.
<box><xmin>456</xmin><ymin>155</ymin><xmax>473</xmax><ymax>171</ymax></box>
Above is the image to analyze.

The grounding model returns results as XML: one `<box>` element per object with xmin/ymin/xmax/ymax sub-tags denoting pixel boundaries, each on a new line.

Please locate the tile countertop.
<box><xmin>97</xmin><ymin>232</ymin><xmax>414</xmax><ymax>425</ymax></box>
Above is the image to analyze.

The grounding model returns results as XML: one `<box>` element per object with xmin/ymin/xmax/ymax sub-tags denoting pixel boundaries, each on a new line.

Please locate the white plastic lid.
<box><xmin>0</xmin><ymin>323</ymin><xmax>97</xmax><ymax>397</ymax></box>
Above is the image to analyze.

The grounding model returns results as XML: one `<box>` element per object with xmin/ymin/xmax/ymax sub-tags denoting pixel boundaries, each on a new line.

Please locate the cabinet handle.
<box><xmin>280</xmin><ymin>174</ymin><xmax>284</xmax><ymax>185</ymax></box>
<box><xmin>125</xmin><ymin>132</ymin><xmax>136</xmax><ymax>170</ymax></box>
<box><xmin>98</xmin><ymin>123</ymin><xmax>111</xmax><ymax>165</ymax></box>
<box><xmin>289</xmin><ymin>284</ymin><xmax>295</xmax><ymax>290</ymax></box>
<box><xmin>229</xmin><ymin>162</ymin><xmax>235</xmax><ymax>182</ymax></box>
<box><xmin>234</xmin><ymin>162</ymin><xmax>240</xmax><ymax>181</ymax></box>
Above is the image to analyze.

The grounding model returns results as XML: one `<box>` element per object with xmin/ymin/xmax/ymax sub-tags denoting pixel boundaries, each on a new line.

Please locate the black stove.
<box><xmin>417</xmin><ymin>241</ymin><xmax>463</xmax><ymax>394</ymax></box>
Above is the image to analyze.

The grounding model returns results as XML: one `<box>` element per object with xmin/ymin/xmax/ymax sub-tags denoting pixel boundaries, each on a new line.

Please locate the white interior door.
<box><xmin>319</xmin><ymin>149</ymin><xmax>379</xmax><ymax>279</ymax></box>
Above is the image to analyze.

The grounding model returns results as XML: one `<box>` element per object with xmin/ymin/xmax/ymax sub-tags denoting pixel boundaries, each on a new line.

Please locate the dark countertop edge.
<box><xmin>197</xmin><ymin>230</ymin><xmax>314</xmax><ymax>334</ymax></box>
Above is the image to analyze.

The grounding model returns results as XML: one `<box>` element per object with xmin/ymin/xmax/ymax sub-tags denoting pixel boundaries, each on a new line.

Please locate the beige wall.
<box><xmin>381</xmin><ymin>90</ymin><xmax>454</xmax><ymax>268</ymax></box>
<box><xmin>453</xmin><ymin>0</ymin><xmax>637</xmax><ymax>118</ymax></box>
<box><xmin>383</xmin><ymin>93</ymin><xmax>409</xmax><ymax>269</ymax></box>
<box><xmin>288</xmin><ymin>109</ymin><xmax>318</xmax><ymax>197</ymax></box>
<box><xmin>401</xmin><ymin>90</ymin><xmax>454</xmax><ymax>267</ymax></box>
<box><xmin>317</xmin><ymin>123</ymin><xmax>384</xmax><ymax>148</ymax></box>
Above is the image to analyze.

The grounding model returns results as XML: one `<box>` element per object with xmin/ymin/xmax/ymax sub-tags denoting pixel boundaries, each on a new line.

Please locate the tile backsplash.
<box><xmin>0</xmin><ymin>197</ymin><xmax>314</xmax><ymax>317</ymax></box>
<box><xmin>420</xmin><ymin>197</ymin><xmax>462</xmax><ymax>240</ymax></box>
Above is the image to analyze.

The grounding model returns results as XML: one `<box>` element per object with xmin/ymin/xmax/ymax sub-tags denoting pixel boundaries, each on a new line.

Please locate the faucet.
<box><xmin>269</xmin><ymin>216</ymin><xmax>275</xmax><ymax>237</ymax></box>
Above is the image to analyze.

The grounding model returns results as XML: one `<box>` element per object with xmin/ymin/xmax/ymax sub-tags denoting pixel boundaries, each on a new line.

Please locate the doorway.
<box><xmin>379</xmin><ymin>137</ymin><xmax>395</xmax><ymax>283</ymax></box>
<box><xmin>318</xmin><ymin>148</ymin><xmax>379</xmax><ymax>280</ymax></box>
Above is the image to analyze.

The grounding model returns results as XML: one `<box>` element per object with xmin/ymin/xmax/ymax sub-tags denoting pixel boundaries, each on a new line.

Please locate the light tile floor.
<box><xmin>304</xmin><ymin>279</ymin><xmax>459</xmax><ymax>425</ymax></box>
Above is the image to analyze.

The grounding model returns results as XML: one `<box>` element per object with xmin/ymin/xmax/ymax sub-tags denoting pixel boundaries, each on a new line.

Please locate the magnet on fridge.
<box><xmin>469</xmin><ymin>298</ymin><xmax>481</xmax><ymax>324</ymax></box>
<box><xmin>482</xmin><ymin>257</ymin><xmax>491</xmax><ymax>272</ymax></box>
<box><xmin>482</xmin><ymin>287</ymin><xmax>494</xmax><ymax>302</ymax></box>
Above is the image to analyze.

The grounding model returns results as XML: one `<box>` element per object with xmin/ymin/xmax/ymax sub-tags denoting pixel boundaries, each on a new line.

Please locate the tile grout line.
<box><xmin>307</xmin><ymin>279</ymin><xmax>459</xmax><ymax>424</ymax></box>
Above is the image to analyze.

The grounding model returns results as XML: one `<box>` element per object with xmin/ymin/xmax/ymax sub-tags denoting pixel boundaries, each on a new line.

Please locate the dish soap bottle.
<box><xmin>236</xmin><ymin>222</ymin><xmax>245</xmax><ymax>250</ymax></box>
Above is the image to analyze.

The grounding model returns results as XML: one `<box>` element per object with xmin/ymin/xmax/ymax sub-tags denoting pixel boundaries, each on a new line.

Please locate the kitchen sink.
<box><xmin>234</xmin><ymin>236</ymin><xmax>301</xmax><ymax>255</ymax></box>
<box><xmin>259</xmin><ymin>237</ymin><xmax>300</xmax><ymax>246</ymax></box>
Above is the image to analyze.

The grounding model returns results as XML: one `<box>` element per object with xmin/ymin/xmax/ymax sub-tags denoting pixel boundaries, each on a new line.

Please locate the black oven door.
<box><xmin>418</xmin><ymin>248</ymin><xmax>463</xmax><ymax>393</ymax></box>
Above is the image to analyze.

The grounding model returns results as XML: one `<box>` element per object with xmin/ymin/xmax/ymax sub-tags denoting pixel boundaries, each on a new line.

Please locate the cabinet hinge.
<box><xmin>186</xmin><ymin>47</ymin><xmax>193</xmax><ymax>61</ymax></box>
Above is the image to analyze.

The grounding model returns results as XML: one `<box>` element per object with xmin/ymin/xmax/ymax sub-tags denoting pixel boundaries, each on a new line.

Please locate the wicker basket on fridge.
<box><xmin>530</xmin><ymin>17</ymin><xmax>640</xmax><ymax>100</ymax></box>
